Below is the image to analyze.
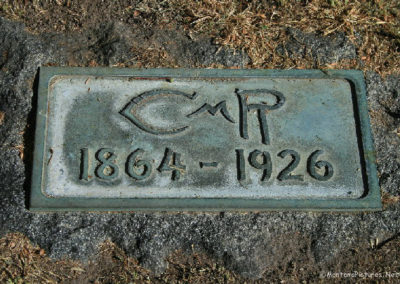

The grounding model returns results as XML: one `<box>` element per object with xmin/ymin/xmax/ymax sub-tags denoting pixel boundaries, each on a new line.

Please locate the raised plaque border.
<box><xmin>29</xmin><ymin>67</ymin><xmax>382</xmax><ymax>211</ymax></box>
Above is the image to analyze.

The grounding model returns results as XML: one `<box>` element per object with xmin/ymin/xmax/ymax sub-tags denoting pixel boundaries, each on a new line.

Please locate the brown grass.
<box><xmin>0</xmin><ymin>233</ymin><xmax>245</xmax><ymax>283</ymax></box>
<box><xmin>0</xmin><ymin>111</ymin><xmax>5</xmax><ymax>126</ymax></box>
<box><xmin>169</xmin><ymin>0</ymin><xmax>399</xmax><ymax>75</ymax></box>
<box><xmin>0</xmin><ymin>233</ymin><xmax>83</xmax><ymax>283</ymax></box>
<box><xmin>1</xmin><ymin>232</ymin><xmax>400</xmax><ymax>283</ymax></box>
<box><xmin>0</xmin><ymin>0</ymin><xmax>399</xmax><ymax>75</ymax></box>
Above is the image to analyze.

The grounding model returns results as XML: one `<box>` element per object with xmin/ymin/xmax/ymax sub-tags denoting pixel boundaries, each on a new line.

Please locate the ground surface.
<box><xmin>0</xmin><ymin>0</ymin><xmax>399</xmax><ymax>283</ymax></box>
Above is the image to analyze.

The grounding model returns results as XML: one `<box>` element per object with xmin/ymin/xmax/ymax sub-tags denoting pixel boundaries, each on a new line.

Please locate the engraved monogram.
<box><xmin>120</xmin><ymin>88</ymin><xmax>285</xmax><ymax>145</ymax></box>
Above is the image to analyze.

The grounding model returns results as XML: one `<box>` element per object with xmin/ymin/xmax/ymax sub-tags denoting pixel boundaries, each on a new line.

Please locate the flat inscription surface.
<box><xmin>41</xmin><ymin>74</ymin><xmax>365</xmax><ymax>200</ymax></box>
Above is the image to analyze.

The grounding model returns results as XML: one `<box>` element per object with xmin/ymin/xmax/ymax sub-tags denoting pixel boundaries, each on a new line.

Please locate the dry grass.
<box><xmin>0</xmin><ymin>233</ymin><xmax>83</xmax><ymax>283</ymax></box>
<box><xmin>11</xmin><ymin>144</ymin><xmax>24</xmax><ymax>160</ymax></box>
<box><xmin>0</xmin><ymin>111</ymin><xmax>5</xmax><ymax>125</ymax></box>
<box><xmin>0</xmin><ymin>233</ymin><xmax>245</xmax><ymax>284</ymax></box>
<box><xmin>167</xmin><ymin>0</ymin><xmax>399</xmax><ymax>75</ymax></box>
<box><xmin>1</xmin><ymin>232</ymin><xmax>400</xmax><ymax>283</ymax></box>
<box><xmin>382</xmin><ymin>192</ymin><xmax>400</xmax><ymax>207</ymax></box>
<box><xmin>0</xmin><ymin>0</ymin><xmax>399</xmax><ymax>75</ymax></box>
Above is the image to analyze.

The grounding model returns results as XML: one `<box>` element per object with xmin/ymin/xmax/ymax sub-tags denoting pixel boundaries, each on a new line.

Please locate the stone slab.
<box><xmin>30</xmin><ymin>68</ymin><xmax>381</xmax><ymax>211</ymax></box>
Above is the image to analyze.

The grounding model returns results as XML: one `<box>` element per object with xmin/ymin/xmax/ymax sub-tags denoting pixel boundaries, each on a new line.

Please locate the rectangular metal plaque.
<box><xmin>30</xmin><ymin>67</ymin><xmax>381</xmax><ymax>211</ymax></box>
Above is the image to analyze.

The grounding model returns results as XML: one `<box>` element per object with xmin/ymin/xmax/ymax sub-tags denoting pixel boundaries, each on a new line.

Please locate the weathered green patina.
<box><xmin>30</xmin><ymin>67</ymin><xmax>381</xmax><ymax>211</ymax></box>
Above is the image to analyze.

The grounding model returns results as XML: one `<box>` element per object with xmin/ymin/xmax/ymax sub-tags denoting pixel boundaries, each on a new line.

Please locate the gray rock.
<box><xmin>0</xmin><ymin>16</ymin><xmax>399</xmax><ymax>279</ymax></box>
<box><xmin>277</xmin><ymin>28</ymin><xmax>357</xmax><ymax>66</ymax></box>
<box><xmin>366</xmin><ymin>72</ymin><xmax>400</xmax><ymax>196</ymax></box>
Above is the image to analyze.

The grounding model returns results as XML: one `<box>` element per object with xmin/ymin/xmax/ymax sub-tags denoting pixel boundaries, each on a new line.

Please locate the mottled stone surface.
<box><xmin>0</xmin><ymin>16</ymin><xmax>399</xmax><ymax>278</ymax></box>
<box><xmin>276</xmin><ymin>27</ymin><xmax>358</xmax><ymax>66</ymax></box>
